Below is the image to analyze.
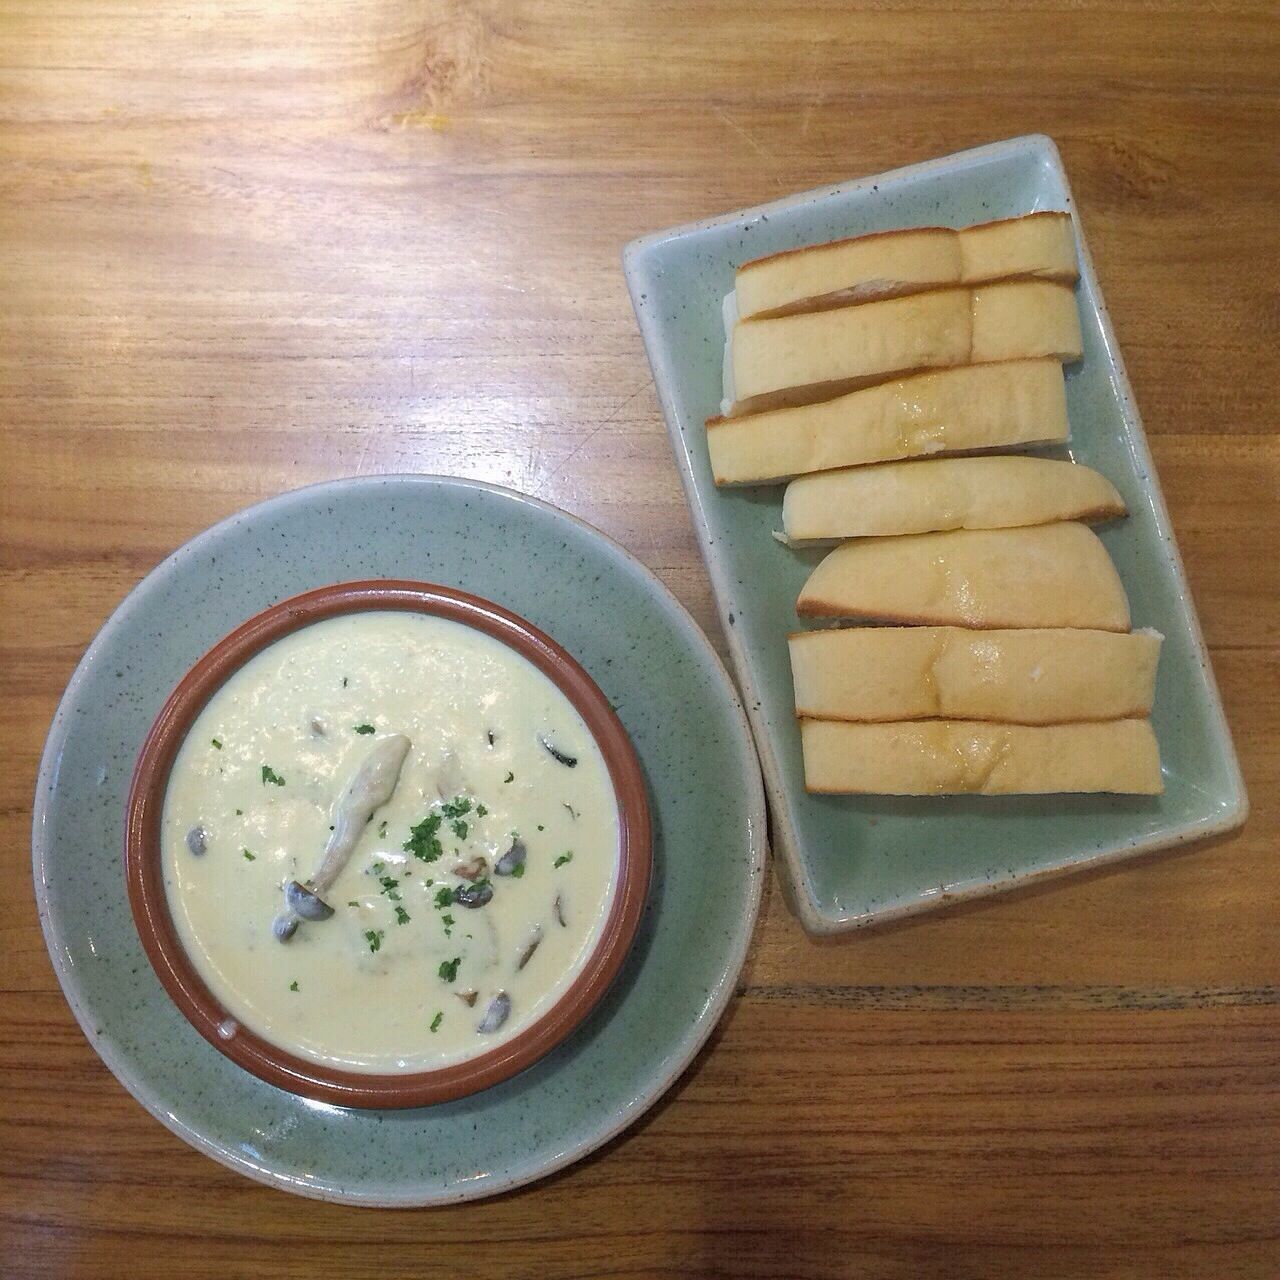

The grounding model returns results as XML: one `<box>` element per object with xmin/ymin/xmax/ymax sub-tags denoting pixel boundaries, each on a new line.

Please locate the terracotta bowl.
<box><xmin>125</xmin><ymin>580</ymin><xmax>652</xmax><ymax>1109</ymax></box>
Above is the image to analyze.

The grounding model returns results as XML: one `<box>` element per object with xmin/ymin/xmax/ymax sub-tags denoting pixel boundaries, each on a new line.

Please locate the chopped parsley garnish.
<box><xmin>211</xmin><ymin>738</ymin><xmax>223</xmax><ymax>750</ymax></box>
<box><xmin>289</xmin><ymin>980</ymin><xmax>299</xmax><ymax>992</ymax></box>
<box><xmin>430</xmin><ymin>1011</ymin><xmax>443</xmax><ymax>1032</ymax></box>
<box><xmin>537</xmin><ymin>824</ymin><xmax>544</xmax><ymax>832</ymax></box>
<box><xmin>342</xmin><ymin>677</ymin><xmax>349</xmax><ymax>687</ymax></box>
<box><xmin>364</xmin><ymin>929</ymin><xmax>384</xmax><ymax>953</ymax></box>
<box><xmin>451</xmin><ymin>818</ymin><xmax>468</xmax><ymax>840</ymax></box>
<box><xmin>441</xmin><ymin>796</ymin><xmax>472</xmax><ymax>819</ymax></box>
<box><xmin>404</xmin><ymin>813</ymin><xmax>443</xmax><ymax>862</ymax></box>
<box><xmin>242</xmin><ymin>849</ymin><xmax>256</xmax><ymax>861</ymax></box>
<box><xmin>234</xmin><ymin>808</ymin><xmax>243</xmax><ymax>816</ymax></box>
<box><xmin>394</xmin><ymin>905</ymin><xmax>411</xmax><ymax>925</ymax></box>
<box><xmin>354</xmin><ymin>723</ymin><xmax>375</xmax><ymax>734</ymax></box>
<box><xmin>441</xmin><ymin>912</ymin><xmax>455</xmax><ymax>932</ymax></box>
<box><xmin>555</xmin><ymin>851</ymin><xmax>574</xmax><ymax>868</ymax></box>
<box><xmin>503</xmin><ymin>772</ymin><xmax>514</xmax><ymax>784</ymax></box>
<box><xmin>377</xmin><ymin>820</ymin><xmax>388</xmax><ymax>839</ymax></box>
<box><xmin>434</xmin><ymin>886</ymin><xmax>453</xmax><ymax>908</ymax></box>
<box><xmin>378</xmin><ymin>875</ymin><xmax>401</xmax><ymax>901</ymax></box>
<box><xmin>511</xmin><ymin>863</ymin><xmax>526</xmax><ymax>879</ymax></box>
<box><xmin>347</xmin><ymin>900</ymin><xmax>359</xmax><ymax>907</ymax></box>
<box><xmin>438</xmin><ymin>956</ymin><xmax>461</xmax><ymax>983</ymax></box>
<box><xmin>261</xmin><ymin>765</ymin><xmax>285</xmax><ymax>786</ymax></box>
<box><xmin>476</xmin><ymin>803</ymin><xmax>488</xmax><ymax>818</ymax></box>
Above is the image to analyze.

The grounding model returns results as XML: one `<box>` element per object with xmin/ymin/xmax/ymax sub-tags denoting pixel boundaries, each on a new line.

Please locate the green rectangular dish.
<box><xmin>623</xmin><ymin>134</ymin><xmax>1247</xmax><ymax>934</ymax></box>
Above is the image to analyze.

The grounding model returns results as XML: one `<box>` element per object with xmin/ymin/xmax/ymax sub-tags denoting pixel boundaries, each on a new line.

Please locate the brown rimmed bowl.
<box><xmin>125</xmin><ymin>579</ymin><xmax>652</xmax><ymax>1109</ymax></box>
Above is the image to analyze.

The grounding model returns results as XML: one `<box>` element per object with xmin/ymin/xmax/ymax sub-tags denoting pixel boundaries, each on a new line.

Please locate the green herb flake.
<box><xmin>394</xmin><ymin>905</ymin><xmax>411</xmax><ymax>926</ymax></box>
<box><xmin>451</xmin><ymin>818</ymin><xmax>468</xmax><ymax>840</ymax></box>
<box><xmin>434</xmin><ymin>886</ymin><xmax>453</xmax><ymax>908</ymax></box>
<box><xmin>555</xmin><ymin>851</ymin><xmax>574</xmax><ymax>869</ymax></box>
<box><xmin>242</xmin><ymin>849</ymin><xmax>256</xmax><ymax>862</ymax></box>
<box><xmin>261</xmin><ymin>764</ymin><xmax>285</xmax><ymax>787</ymax></box>
<box><xmin>354</xmin><ymin>723</ymin><xmax>375</xmax><ymax>735</ymax></box>
<box><xmin>503</xmin><ymin>771</ymin><xmax>514</xmax><ymax>784</ymax></box>
<box><xmin>378</xmin><ymin>875</ymin><xmax>402</xmax><ymax>902</ymax></box>
<box><xmin>512</xmin><ymin>863</ymin><xmax>526</xmax><ymax>879</ymax></box>
<box><xmin>342</xmin><ymin>677</ymin><xmax>349</xmax><ymax>688</ymax></box>
<box><xmin>211</xmin><ymin>738</ymin><xmax>223</xmax><ymax>750</ymax></box>
<box><xmin>364</xmin><ymin>929</ymin><xmax>384</xmax><ymax>953</ymax></box>
<box><xmin>537</xmin><ymin>824</ymin><xmax>544</xmax><ymax>832</ymax></box>
<box><xmin>378</xmin><ymin>820</ymin><xmax>388</xmax><ymax>839</ymax></box>
<box><xmin>347</xmin><ymin>900</ymin><xmax>359</xmax><ymax>908</ymax></box>
<box><xmin>404</xmin><ymin>813</ymin><xmax>444</xmax><ymax>863</ymax></box>
<box><xmin>430</xmin><ymin>1011</ymin><xmax>443</xmax><ymax>1033</ymax></box>
<box><xmin>234</xmin><ymin>808</ymin><xmax>243</xmax><ymax>816</ymax></box>
<box><xmin>438</xmin><ymin>956</ymin><xmax>461</xmax><ymax>983</ymax></box>
<box><xmin>441</xmin><ymin>796</ymin><xmax>472</xmax><ymax>819</ymax></box>
<box><xmin>476</xmin><ymin>803</ymin><xmax>488</xmax><ymax>818</ymax></box>
<box><xmin>289</xmin><ymin>980</ymin><xmax>299</xmax><ymax>992</ymax></box>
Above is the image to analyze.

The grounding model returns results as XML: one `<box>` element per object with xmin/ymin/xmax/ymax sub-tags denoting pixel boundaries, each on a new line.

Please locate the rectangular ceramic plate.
<box><xmin>624</xmin><ymin>134</ymin><xmax>1248</xmax><ymax>935</ymax></box>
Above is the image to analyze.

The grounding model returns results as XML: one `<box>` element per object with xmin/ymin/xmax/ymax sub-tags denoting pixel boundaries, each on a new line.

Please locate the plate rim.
<box><xmin>623</xmin><ymin>132</ymin><xmax>1248</xmax><ymax>936</ymax></box>
<box><xmin>31</xmin><ymin>473</ymin><xmax>768</xmax><ymax>1205</ymax></box>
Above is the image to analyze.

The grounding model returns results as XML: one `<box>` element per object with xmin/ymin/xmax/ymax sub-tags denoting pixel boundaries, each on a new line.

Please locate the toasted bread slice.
<box><xmin>789</xmin><ymin>627</ymin><xmax>1161</xmax><ymax>723</ymax></box>
<box><xmin>707</xmin><ymin>360</ymin><xmax>1068</xmax><ymax>486</ymax></box>
<box><xmin>782</xmin><ymin>456</ymin><xmax>1125</xmax><ymax>542</ymax></box>
<box><xmin>799</xmin><ymin>718</ymin><xmax>1162</xmax><ymax>795</ymax></box>
<box><xmin>796</xmin><ymin>523</ymin><xmax>1131</xmax><ymax>631</ymax></box>
<box><xmin>731</xmin><ymin>280</ymin><xmax>1082</xmax><ymax>412</ymax></box>
<box><xmin>736</xmin><ymin>212</ymin><xmax>1077</xmax><ymax>320</ymax></box>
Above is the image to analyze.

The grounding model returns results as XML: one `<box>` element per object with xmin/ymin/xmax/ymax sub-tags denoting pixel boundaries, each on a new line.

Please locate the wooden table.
<box><xmin>2</xmin><ymin>2</ymin><xmax>1278</xmax><ymax>1275</ymax></box>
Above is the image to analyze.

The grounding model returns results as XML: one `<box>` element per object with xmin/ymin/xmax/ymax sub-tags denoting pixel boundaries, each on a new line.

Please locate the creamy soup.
<box><xmin>161</xmin><ymin>611</ymin><xmax>619</xmax><ymax>1073</ymax></box>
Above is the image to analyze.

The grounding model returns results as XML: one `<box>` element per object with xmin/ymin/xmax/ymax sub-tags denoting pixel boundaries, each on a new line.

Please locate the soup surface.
<box><xmin>161</xmin><ymin>610</ymin><xmax>619</xmax><ymax>1073</ymax></box>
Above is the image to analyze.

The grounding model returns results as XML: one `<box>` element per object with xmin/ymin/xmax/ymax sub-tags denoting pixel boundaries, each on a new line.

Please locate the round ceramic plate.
<box><xmin>32</xmin><ymin>476</ymin><xmax>766</xmax><ymax>1206</ymax></box>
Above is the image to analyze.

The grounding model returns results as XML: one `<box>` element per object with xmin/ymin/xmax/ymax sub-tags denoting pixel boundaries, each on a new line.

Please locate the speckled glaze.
<box><xmin>623</xmin><ymin>134</ymin><xmax>1247</xmax><ymax>935</ymax></box>
<box><xmin>32</xmin><ymin>477</ymin><xmax>767</xmax><ymax>1204</ymax></box>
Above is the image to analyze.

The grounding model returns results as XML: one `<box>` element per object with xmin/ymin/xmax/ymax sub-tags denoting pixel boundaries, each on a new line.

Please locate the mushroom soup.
<box><xmin>161</xmin><ymin>611</ymin><xmax>619</xmax><ymax>1072</ymax></box>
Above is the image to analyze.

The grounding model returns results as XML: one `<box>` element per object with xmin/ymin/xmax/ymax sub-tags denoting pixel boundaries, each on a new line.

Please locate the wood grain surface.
<box><xmin>2</xmin><ymin>1</ymin><xmax>1278</xmax><ymax>1276</ymax></box>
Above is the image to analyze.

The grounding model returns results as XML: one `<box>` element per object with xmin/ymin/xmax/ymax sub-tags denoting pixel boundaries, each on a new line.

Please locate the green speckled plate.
<box><xmin>624</xmin><ymin>134</ymin><xmax>1247</xmax><ymax>935</ymax></box>
<box><xmin>32</xmin><ymin>476</ymin><xmax>766</xmax><ymax>1205</ymax></box>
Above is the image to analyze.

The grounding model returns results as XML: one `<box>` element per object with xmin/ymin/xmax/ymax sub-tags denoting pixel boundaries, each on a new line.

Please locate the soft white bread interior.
<box><xmin>707</xmin><ymin>360</ymin><xmax>1069</xmax><ymax>486</ymax></box>
<box><xmin>799</xmin><ymin>717</ymin><xmax>1163</xmax><ymax>795</ymax></box>
<box><xmin>958</xmin><ymin>213</ymin><xmax>1078</xmax><ymax>289</ymax></box>
<box><xmin>731</xmin><ymin>280</ymin><xmax>1082</xmax><ymax>411</ymax></box>
<box><xmin>788</xmin><ymin>626</ymin><xmax>1162</xmax><ymax>724</ymax></box>
<box><xmin>796</xmin><ymin>523</ymin><xmax>1131</xmax><ymax>631</ymax></box>
<box><xmin>782</xmin><ymin>456</ymin><xmax>1124</xmax><ymax>542</ymax></box>
<box><xmin>735</xmin><ymin>212</ymin><xmax>1077</xmax><ymax>321</ymax></box>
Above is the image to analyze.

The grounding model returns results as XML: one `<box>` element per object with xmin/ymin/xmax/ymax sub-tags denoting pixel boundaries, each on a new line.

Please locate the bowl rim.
<box><xmin>124</xmin><ymin>578</ymin><xmax>652</xmax><ymax>1109</ymax></box>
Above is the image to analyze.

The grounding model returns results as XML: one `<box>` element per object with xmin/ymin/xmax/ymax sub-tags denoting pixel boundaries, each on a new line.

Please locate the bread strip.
<box><xmin>796</xmin><ymin>523</ymin><xmax>1131</xmax><ymax>631</ymax></box>
<box><xmin>799</xmin><ymin>718</ymin><xmax>1163</xmax><ymax>795</ymax></box>
<box><xmin>789</xmin><ymin>627</ymin><xmax>1161</xmax><ymax>724</ymax></box>
<box><xmin>782</xmin><ymin>456</ymin><xmax>1124</xmax><ymax>542</ymax></box>
<box><xmin>731</xmin><ymin>280</ymin><xmax>1082</xmax><ymax>411</ymax></box>
<box><xmin>736</xmin><ymin>212</ymin><xmax>1077</xmax><ymax>320</ymax></box>
<box><xmin>707</xmin><ymin>360</ymin><xmax>1068</xmax><ymax>486</ymax></box>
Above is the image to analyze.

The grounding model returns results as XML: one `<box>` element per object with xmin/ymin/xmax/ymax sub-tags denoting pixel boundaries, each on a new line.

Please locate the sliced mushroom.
<box><xmin>494</xmin><ymin>838</ymin><xmax>526</xmax><ymax>877</ymax></box>
<box><xmin>456</xmin><ymin>989</ymin><xmax>479</xmax><ymax>1008</ymax></box>
<box><xmin>453</xmin><ymin>880</ymin><xmax>493</xmax><ymax>909</ymax></box>
<box><xmin>309</xmin><ymin>716</ymin><xmax>327</xmax><ymax>738</ymax></box>
<box><xmin>477</xmin><ymin>991</ymin><xmax>511</xmax><ymax>1034</ymax></box>
<box><xmin>517</xmin><ymin>925</ymin><xmax>544</xmax><ymax>971</ymax></box>
<box><xmin>285</xmin><ymin>879</ymin><xmax>335</xmax><ymax>921</ymax></box>
<box><xmin>539</xmin><ymin>735</ymin><xmax>577</xmax><ymax>768</ymax></box>
<box><xmin>274</xmin><ymin>734</ymin><xmax>411</xmax><ymax>943</ymax></box>
<box><xmin>185</xmin><ymin>825</ymin><xmax>208</xmax><ymax>857</ymax></box>
<box><xmin>452</xmin><ymin>856</ymin><xmax>487</xmax><ymax>882</ymax></box>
